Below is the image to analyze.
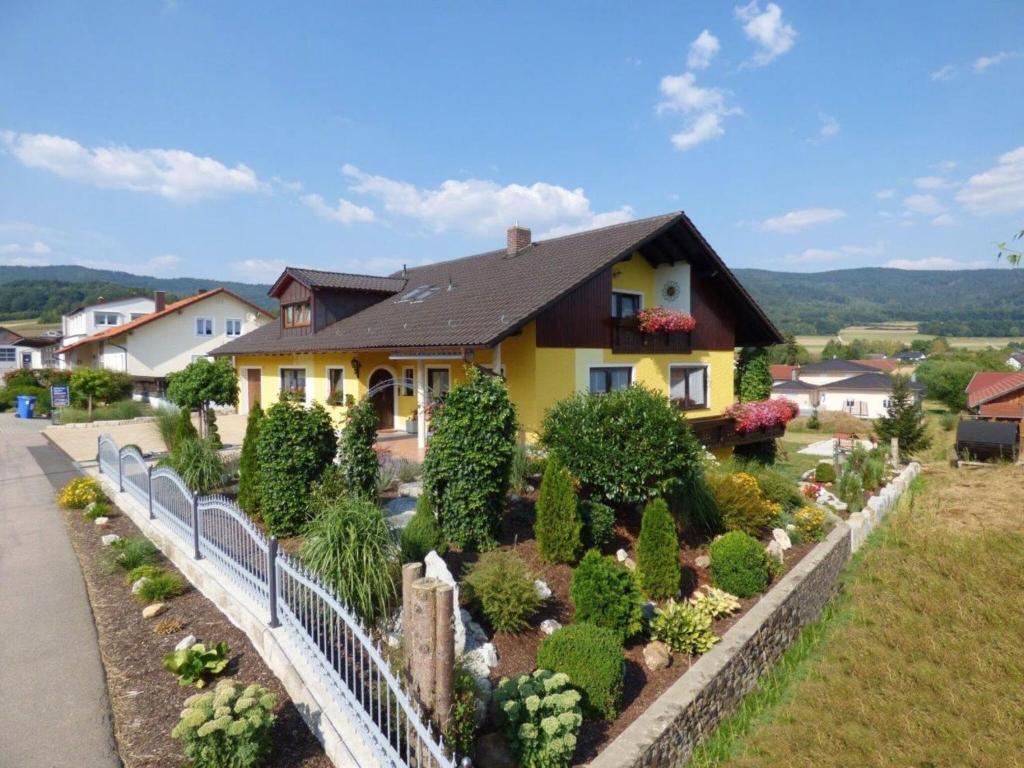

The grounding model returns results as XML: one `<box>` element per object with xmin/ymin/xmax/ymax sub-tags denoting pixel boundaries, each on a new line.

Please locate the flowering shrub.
<box><xmin>706</xmin><ymin>471</ymin><xmax>780</xmax><ymax>535</ymax></box>
<box><xmin>725</xmin><ymin>398</ymin><xmax>799</xmax><ymax>434</ymax></box>
<box><xmin>171</xmin><ymin>679</ymin><xmax>276</xmax><ymax>768</ymax></box>
<box><xmin>494</xmin><ymin>669</ymin><xmax>582</xmax><ymax>768</ymax></box>
<box><xmin>58</xmin><ymin>477</ymin><xmax>104</xmax><ymax>509</ymax></box>
<box><xmin>801</xmin><ymin>481</ymin><xmax>823</xmax><ymax>499</ymax></box>
<box><xmin>794</xmin><ymin>506</ymin><xmax>827</xmax><ymax>541</ymax></box>
<box><xmin>635</xmin><ymin>306</ymin><xmax>697</xmax><ymax>334</ymax></box>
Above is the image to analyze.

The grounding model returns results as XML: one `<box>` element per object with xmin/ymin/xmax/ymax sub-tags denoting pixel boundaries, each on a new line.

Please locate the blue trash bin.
<box><xmin>15</xmin><ymin>395</ymin><xmax>37</xmax><ymax>419</ymax></box>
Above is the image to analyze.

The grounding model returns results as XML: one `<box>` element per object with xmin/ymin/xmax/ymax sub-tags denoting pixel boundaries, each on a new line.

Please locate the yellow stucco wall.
<box><xmin>611</xmin><ymin>251</ymin><xmax>655</xmax><ymax>303</ymax></box>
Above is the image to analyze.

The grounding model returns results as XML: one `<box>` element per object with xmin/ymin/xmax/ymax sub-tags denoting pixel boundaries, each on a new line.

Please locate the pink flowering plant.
<box><xmin>725</xmin><ymin>398</ymin><xmax>799</xmax><ymax>434</ymax></box>
<box><xmin>635</xmin><ymin>307</ymin><xmax>697</xmax><ymax>334</ymax></box>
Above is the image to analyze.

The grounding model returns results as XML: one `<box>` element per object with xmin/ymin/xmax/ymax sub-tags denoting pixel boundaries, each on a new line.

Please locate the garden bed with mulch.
<box><xmin>441</xmin><ymin>493</ymin><xmax>819</xmax><ymax>764</ymax></box>
<box><xmin>60</xmin><ymin>493</ymin><xmax>331</xmax><ymax>768</ymax></box>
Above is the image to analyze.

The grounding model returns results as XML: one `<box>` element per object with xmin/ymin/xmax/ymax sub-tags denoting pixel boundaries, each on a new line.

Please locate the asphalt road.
<box><xmin>0</xmin><ymin>413</ymin><xmax>121</xmax><ymax>767</ymax></box>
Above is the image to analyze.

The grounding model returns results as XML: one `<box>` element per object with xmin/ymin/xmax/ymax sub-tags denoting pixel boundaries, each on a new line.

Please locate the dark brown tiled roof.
<box><xmin>278</xmin><ymin>267</ymin><xmax>406</xmax><ymax>294</ymax></box>
<box><xmin>820</xmin><ymin>372</ymin><xmax>925</xmax><ymax>392</ymax></box>
<box><xmin>213</xmin><ymin>212</ymin><xmax>781</xmax><ymax>356</ymax></box>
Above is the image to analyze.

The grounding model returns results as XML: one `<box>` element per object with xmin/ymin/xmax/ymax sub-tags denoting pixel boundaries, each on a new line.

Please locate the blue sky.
<box><xmin>2</xmin><ymin>1</ymin><xmax>1022</xmax><ymax>284</ymax></box>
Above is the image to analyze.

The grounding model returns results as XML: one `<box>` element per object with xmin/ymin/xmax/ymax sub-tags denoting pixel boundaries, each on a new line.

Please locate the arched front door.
<box><xmin>369</xmin><ymin>368</ymin><xmax>395</xmax><ymax>429</ymax></box>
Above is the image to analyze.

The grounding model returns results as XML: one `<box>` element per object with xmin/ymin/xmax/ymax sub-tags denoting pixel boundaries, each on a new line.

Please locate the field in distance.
<box><xmin>797</xmin><ymin>321</ymin><xmax>1024</xmax><ymax>355</ymax></box>
<box><xmin>0</xmin><ymin>317</ymin><xmax>62</xmax><ymax>335</ymax></box>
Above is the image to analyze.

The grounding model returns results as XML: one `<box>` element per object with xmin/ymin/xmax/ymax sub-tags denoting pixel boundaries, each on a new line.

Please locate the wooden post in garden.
<box><xmin>402</xmin><ymin>562</ymin><xmax>423</xmax><ymax>662</ymax></box>
<box><xmin>409</xmin><ymin>577</ymin><xmax>439</xmax><ymax>712</ymax></box>
<box><xmin>433</xmin><ymin>583</ymin><xmax>455</xmax><ymax>729</ymax></box>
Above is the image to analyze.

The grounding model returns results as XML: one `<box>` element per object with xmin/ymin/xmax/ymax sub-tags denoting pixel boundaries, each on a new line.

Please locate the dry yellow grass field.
<box><xmin>796</xmin><ymin>321</ymin><xmax>1023</xmax><ymax>356</ymax></box>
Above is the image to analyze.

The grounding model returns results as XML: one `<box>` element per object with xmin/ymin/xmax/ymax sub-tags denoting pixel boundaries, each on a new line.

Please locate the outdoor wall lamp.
<box><xmin>352</xmin><ymin>358</ymin><xmax>362</xmax><ymax>378</ymax></box>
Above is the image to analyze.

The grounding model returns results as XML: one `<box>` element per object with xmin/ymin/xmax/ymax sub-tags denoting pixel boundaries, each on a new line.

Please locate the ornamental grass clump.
<box><xmin>569</xmin><ymin>550</ymin><xmax>645</xmax><ymax>642</ymax></box>
<box><xmin>58</xmin><ymin>477</ymin><xmax>104</xmax><ymax>509</ymax></box>
<box><xmin>169</xmin><ymin>438</ymin><xmax>224</xmax><ymax>494</ymax></box>
<box><xmin>649</xmin><ymin>599</ymin><xmax>719</xmax><ymax>655</ymax></box>
<box><xmin>636</xmin><ymin>498</ymin><xmax>681</xmax><ymax>599</ymax></box>
<box><xmin>708</xmin><ymin>531</ymin><xmax>772</xmax><ymax>598</ymax></box>
<box><xmin>534</xmin><ymin>456</ymin><xmax>583</xmax><ymax>564</ymax></box>
<box><xmin>536</xmin><ymin>623</ymin><xmax>624</xmax><ymax>721</ymax></box>
<box><xmin>462</xmin><ymin>550</ymin><xmax>542</xmax><ymax>634</ymax></box>
<box><xmin>83</xmin><ymin>500</ymin><xmax>111</xmax><ymax>521</ymax></box>
<box><xmin>171</xmin><ymin>679</ymin><xmax>276</xmax><ymax>768</ymax></box>
<box><xmin>494</xmin><ymin>669</ymin><xmax>583</xmax><ymax>768</ymax></box>
<box><xmin>135</xmin><ymin>570</ymin><xmax>186</xmax><ymax>603</ymax></box>
<box><xmin>103</xmin><ymin>536</ymin><xmax>160</xmax><ymax>573</ymax></box>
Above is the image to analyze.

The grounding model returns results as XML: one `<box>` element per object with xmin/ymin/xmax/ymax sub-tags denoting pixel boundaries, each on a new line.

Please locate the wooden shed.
<box><xmin>955</xmin><ymin>419</ymin><xmax>1020</xmax><ymax>462</ymax></box>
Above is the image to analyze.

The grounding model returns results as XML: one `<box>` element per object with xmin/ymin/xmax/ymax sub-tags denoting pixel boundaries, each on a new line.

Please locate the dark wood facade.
<box><xmin>688</xmin><ymin>414</ymin><xmax>785</xmax><ymax>448</ymax></box>
<box><xmin>611</xmin><ymin>318</ymin><xmax>692</xmax><ymax>354</ymax></box>
<box><xmin>274</xmin><ymin>275</ymin><xmax>394</xmax><ymax>337</ymax></box>
<box><xmin>277</xmin><ymin>279</ymin><xmax>314</xmax><ymax>338</ymax></box>
<box><xmin>535</xmin><ymin>268</ymin><xmax>613</xmax><ymax>348</ymax></box>
<box><xmin>689</xmin><ymin>273</ymin><xmax>736</xmax><ymax>351</ymax></box>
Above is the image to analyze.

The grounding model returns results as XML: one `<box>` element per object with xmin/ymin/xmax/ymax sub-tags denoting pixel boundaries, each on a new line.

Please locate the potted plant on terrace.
<box><xmin>636</xmin><ymin>306</ymin><xmax>697</xmax><ymax>335</ymax></box>
<box><xmin>279</xmin><ymin>386</ymin><xmax>306</xmax><ymax>403</ymax></box>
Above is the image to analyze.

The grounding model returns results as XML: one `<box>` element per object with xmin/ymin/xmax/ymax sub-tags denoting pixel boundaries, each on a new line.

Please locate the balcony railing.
<box><xmin>610</xmin><ymin>317</ymin><xmax>692</xmax><ymax>354</ymax></box>
<box><xmin>687</xmin><ymin>414</ymin><xmax>787</xmax><ymax>449</ymax></box>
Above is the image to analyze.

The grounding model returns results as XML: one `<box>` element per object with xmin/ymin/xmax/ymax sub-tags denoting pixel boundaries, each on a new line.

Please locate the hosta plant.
<box><xmin>494</xmin><ymin>669</ymin><xmax>583</xmax><ymax>768</ymax></box>
<box><xmin>163</xmin><ymin>641</ymin><xmax>231</xmax><ymax>688</ymax></box>
<box><xmin>689</xmin><ymin>585</ymin><xmax>741</xmax><ymax>620</ymax></box>
<box><xmin>650</xmin><ymin>599</ymin><xmax>719</xmax><ymax>655</ymax></box>
<box><xmin>171</xmin><ymin>680</ymin><xmax>276</xmax><ymax>768</ymax></box>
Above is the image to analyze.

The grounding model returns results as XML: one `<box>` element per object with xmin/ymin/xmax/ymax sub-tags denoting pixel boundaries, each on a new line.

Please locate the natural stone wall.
<box><xmin>592</xmin><ymin>461</ymin><xmax>922</xmax><ymax>768</ymax></box>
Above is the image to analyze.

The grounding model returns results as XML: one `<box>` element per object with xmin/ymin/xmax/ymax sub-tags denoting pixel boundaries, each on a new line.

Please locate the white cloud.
<box><xmin>902</xmin><ymin>193</ymin><xmax>946</xmax><ymax>216</ymax></box>
<box><xmin>232</xmin><ymin>258</ymin><xmax>294</xmax><ymax>282</ymax></box>
<box><xmin>930</xmin><ymin>64</ymin><xmax>956</xmax><ymax>81</ymax></box>
<box><xmin>885</xmin><ymin>257</ymin><xmax>989</xmax><ymax>270</ymax></box>
<box><xmin>687</xmin><ymin>30</ymin><xmax>720</xmax><ymax>70</ymax></box>
<box><xmin>955</xmin><ymin>145</ymin><xmax>1024</xmax><ymax>215</ymax></box>
<box><xmin>2</xmin><ymin>131</ymin><xmax>264</xmax><ymax>202</ymax></box>
<box><xmin>341</xmin><ymin>165</ymin><xmax>633</xmax><ymax>238</ymax></box>
<box><xmin>935</xmin><ymin>160</ymin><xmax>957</xmax><ymax>172</ymax></box>
<box><xmin>914</xmin><ymin>175</ymin><xmax>953</xmax><ymax>190</ymax></box>
<box><xmin>875</xmin><ymin>189</ymin><xmax>896</xmax><ymax>200</ymax></box>
<box><xmin>931</xmin><ymin>213</ymin><xmax>958</xmax><ymax>227</ymax></box>
<box><xmin>73</xmin><ymin>253</ymin><xmax>184</xmax><ymax>276</ymax></box>
<box><xmin>759</xmin><ymin>207</ymin><xmax>845</xmax><ymax>233</ymax></box>
<box><xmin>734</xmin><ymin>1</ymin><xmax>796</xmax><ymax>66</ymax></box>
<box><xmin>0</xmin><ymin>255</ymin><xmax>51</xmax><ymax>267</ymax></box>
<box><xmin>0</xmin><ymin>240</ymin><xmax>51</xmax><ymax>255</ymax></box>
<box><xmin>657</xmin><ymin>72</ymin><xmax>740</xmax><ymax>151</ymax></box>
<box><xmin>783</xmin><ymin>241</ymin><xmax>885</xmax><ymax>264</ymax></box>
<box><xmin>817</xmin><ymin>113</ymin><xmax>840</xmax><ymax>140</ymax></box>
<box><xmin>974</xmin><ymin>51</ymin><xmax>1017</xmax><ymax>73</ymax></box>
<box><xmin>302</xmin><ymin>193</ymin><xmax>376</xmax><ymax>224</ymax></box>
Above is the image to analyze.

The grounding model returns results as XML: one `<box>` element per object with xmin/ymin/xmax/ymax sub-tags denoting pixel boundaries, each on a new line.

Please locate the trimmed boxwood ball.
<box><xmin>708</xmin><ymin>531</ymin><xmax>771</xmax><ymax>598</ymax></box>
<box><xmin>636</xmin><ymin>498</ymin><xmax>680</xmax><ymax>599</ymax></box>
<box><xmin>569</xmin><ymin>550</ymin><xmax>645</xmax><ymax>642</ymax></box>
<box><xmin>400</xmin><ymin>494</ymin><xmax>442</xmax><ymax>564</ymax></box>
<box><xmin>537</xmin><ymin>623</ymin><xmax>624</xmax><ymax>721</ymax></box>
<box><xmin>814</xmin><ymin>461</ymin><xmax>836</xmax><ymax>483</ymax></box>
<box><xmin>534</xmin><ymin>456</ymin><xmax>582</xmax><ymax>564</ymax></box>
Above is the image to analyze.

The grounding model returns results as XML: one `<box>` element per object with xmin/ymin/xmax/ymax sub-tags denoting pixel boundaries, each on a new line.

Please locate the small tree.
<box><xmin>534</xmin><ymin>456</ymin><xmax>582</xmax><ymax>564</ymax></box>
<box><xmin>166</xmin><ymin>357</ymin><xmax>239</xmax><ymax>439</ymax></box>
<box><xmin>255</xmin><ymin>401</ymin><xmax>338</xmax><ymax>536</ymax></box>
<box><xmin>204</xmin><ymin>409</ymin><xmax>222</xmax><ymax>448</ymax></box>
<box><xmin>236</xmin><ymin>403</ymin><xmax>264</xmax><ymax>515</ymax></box>
<box><xmin>737</xmin><ymin>347</ymin><xmax>772</xmax><ymax>402</ymax></box>
<box><xmin>636</xmin><ymin>498</ymin><xmax>680</xmax><ymax>599</ymax></box>
<box><xmin>339</xmin><ymin>397</ymin><xmax>379</xmax><ymax>498</ymax></box>
<box><xmin>70</xmin><ymin>367</ymin><xmax>116</xmax><ymax>420</ymax></box>
<box><xmin>874</xmin><ymin>375</ymin><xmax>931</xmax><ymax>456</ymax></box>
<box><xmin>423</xmin><ymin>366</ymin><xmax>518</xmax><ymax>550</ymax></box>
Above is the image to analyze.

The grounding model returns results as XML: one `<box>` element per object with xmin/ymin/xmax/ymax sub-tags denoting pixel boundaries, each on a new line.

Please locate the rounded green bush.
<box><xmin>534</xmin><ymin>456</ymin><xmax>582</xmax><ymax>564</ymax></box>
<box><xmin>708</xmin><ymin>531</ymin><xmax>771</xmax><ymax>598</ymax></box>
<box><xmin>400</xmin><ymin>494</ymin><xmax>442</xmax><ymax>564</ymax></box>
<box><xmin>814</xmin><ymin>461</ymin><xmax>836</xmax><ymax>483</ymax></box>
<box><xmin>569</xmin><ymin>550</ymin><xmax>644</xmax><ymax>642</ymax></box>
<box><xmin>637</xmin><ymin>498</ymin><xmax>680</xmax><ymax>599</ymax></box>
<box><xmin>537</xmin><ymin>623</ymin><xmax>624</xmax><ymax>720</ymax></box>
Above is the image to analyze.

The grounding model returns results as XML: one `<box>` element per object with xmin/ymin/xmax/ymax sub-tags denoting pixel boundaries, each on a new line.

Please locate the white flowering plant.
<box><xmin>494</xmin><ymin>669</ymin><xmax>582</xmax><ymax>768</ymax></box>
<box><xmin>171</xmin><ymin>679</ymin><xmax>276</xmax><ymax>768</ymax></box>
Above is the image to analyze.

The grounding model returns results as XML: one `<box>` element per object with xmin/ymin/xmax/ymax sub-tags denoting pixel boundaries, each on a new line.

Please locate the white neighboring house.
<box><xmin>770</xmin><ymin>359</ymin><xmax>924</xmax><ymax>420</ymax></box>
<box><xmin>0</xmin><ymin>327</ymin><xmax>62</xmax><ymax>372</ymax></box>
<box><xmin>58</xmin><ymin>288</ymin><xmax>272</xmax><ymax>396</ymax></box>
<box><xmin>1006</xmin><ymin>352</ymin><xmax>1024</xmax><ymax>371</ymax></box>
<box><xmin>771</xmin><ymin>378</ymin><xmax>820</xmax><ymax>414</ymax></box>
<box><xmin>60</xmin><ymin>294</ymin><xmax>158</xmax><ymax>352</ymax></box>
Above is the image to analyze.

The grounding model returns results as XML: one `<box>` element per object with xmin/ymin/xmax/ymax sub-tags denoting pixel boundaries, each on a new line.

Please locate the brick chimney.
<box><xmin>154</xmin><ymin>290</ymin><xmax>166</xmax><ymax>312</ymax></box>
<box><xmin>507</xmin><ymin>225</ymin><xmax>531</xmax><ymax>255</ymax></box>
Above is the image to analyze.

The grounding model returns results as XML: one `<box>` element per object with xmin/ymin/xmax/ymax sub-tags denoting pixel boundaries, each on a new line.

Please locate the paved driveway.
<box><xmin>0</xmin><ymin>414</ymin><xmax>121</xmax><ymax>767</ymax></box>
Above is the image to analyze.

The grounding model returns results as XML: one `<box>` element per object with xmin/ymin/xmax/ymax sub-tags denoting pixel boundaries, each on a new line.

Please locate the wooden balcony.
<box><xmin>610</xmin><ymin>317</ymin><xmax>692</xmax><ymax>354</ymax></box>
<box><xmin>686</xmin><ymin>414</ymin><xmax>787</xmax><ymax>449</ymax></box>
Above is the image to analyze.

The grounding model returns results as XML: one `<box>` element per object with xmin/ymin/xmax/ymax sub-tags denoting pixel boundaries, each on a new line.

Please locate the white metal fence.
<box><xmin>95</xmin><ymin>434</ymin><xmax>456</xmax><ymax>768</ymax></box>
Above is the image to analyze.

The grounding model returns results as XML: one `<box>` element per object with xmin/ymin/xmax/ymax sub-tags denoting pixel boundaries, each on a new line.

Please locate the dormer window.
<box><xmin>283</xmin><ymin>301</ymin><xmax>311</xmax><ymax>328</ymax></box>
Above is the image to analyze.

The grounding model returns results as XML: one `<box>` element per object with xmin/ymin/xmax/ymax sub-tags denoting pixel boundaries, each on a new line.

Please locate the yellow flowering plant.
<box><xmin>171</xmin><ymin>679</ymin><xmax>276</xmax><ymax>768</ymax></box>
<box><xmin>706</xmin><ymin>471</ymin><xmax>780</xmax><ymax>535</ymax></box>
<box><xmin>58</xmin><ymin>477</ymin><xmax>104</xmax><ymax>509</ymax></box>
<box><xmin>794</xmin><ymin>506</ymin><xmax>827</xmax><ymax>542</ymax></box>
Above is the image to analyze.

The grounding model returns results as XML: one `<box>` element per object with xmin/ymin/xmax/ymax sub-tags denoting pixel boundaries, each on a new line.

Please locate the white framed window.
<box><xmin>94</xmin><ymin>311</ymin><xmax>120</xmax><ymax>326</ymax></box>
<box><xmin>611</xmin><ymin>291</ymin><xmax>643</xmax><ymax>318</ymax></box>
<box><xmin>280</xmin><ymin>368</ymin><xmax>307</xmax><ymax>401</ymax></box>
<box><xmin>0</xmin><ymin>347</ymin><xmax>15</xmax><ymax>362</ymax></box>
<box><xmin>589</xmin><ymin>366</ymin><xmax>632</xmax><ymax>394</ymax></box>
<box><xmin>225</xmin><ymin>318</ymin><xmax>242</xmax><ymax>337</ymax></box>
<box><xmin>669</xmin><ymin>365</ymin><xmax>708</xmax><ymax>410</ymax></box>
<box><xmin>882</xmin><ymin>398</ymin><xmax>892</xmax><ymax>409</ymax></box>
<box><xmin>195</xmin><ymin>317</ymin><xmax>214</xmax><ymax>336</ymax></box>
<box><xmin>326</xmin><ymin>366</ymin><xmax>345</xmax><ymax>403</ymax></box>
<box><xmin>426</xmin><ymin>367</ymin><xmax>450</xmax><ymax>399</ymax></box>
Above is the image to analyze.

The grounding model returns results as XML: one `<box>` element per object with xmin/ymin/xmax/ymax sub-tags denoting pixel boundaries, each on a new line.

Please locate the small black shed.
<box><xmin>955</xmin><ymin>419</ymin><xmax>1020</xmax><ymax>462</ymax></box>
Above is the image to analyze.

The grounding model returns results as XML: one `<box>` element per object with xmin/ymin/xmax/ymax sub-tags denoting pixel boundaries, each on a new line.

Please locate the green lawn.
<box><xmin>796</xmin><ymin>322</ymin><xmax>1023</xmax><ymax>356</ymax></box>
<box><xmin>688</xmin><ymin>464</ymin><xmax>1024</xmax><ymax>768</ymax></box>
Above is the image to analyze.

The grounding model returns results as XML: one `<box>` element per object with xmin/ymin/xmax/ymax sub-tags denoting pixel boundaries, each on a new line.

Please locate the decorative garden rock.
<box><xmin>461</xmin><ymin>609</ymin><xmax>489</xmax><ymax>653</ymax></box>
<box><xmin>539</xmin><ymin>619</ymin><xmax>562</xmax><ymax>635</ymax></box>
<box><xmin>175</xmin><ymin>634</ymin><xmax>197</xmax><ymax>651</ymax></box>
<box><xmin>397</xmin><ymin>481</ymin><xmax>423</xmax><ymax>498</ymax></box>
<box><xmin>130</xmin><ymin>577</ymin><xmax>149</xmax><ymax>594</ymax></box>
<box><xmin>616</xmin><ymin>548</ymin><xmax>629</xmax><ymax>562</ymax></box>
<box><xmin>772</xmin><ymin>528</ymin><xmax>792</xmax><ymax>551</ymax></box>
<box><xmin>533</xmin><ymin>579</ymin><xmax>552</xmax><ymax>600</ymax></box>
<box><xmin>93</xmin><ymin>516</ymin><xmax>109</xmax><ymax>526</ymax></box>
<box><xmin>694</xmin><ymin>554</ymin><xmax>711</xmax><ymax>569</ymax></box>
<box><xmin>766</xmin><ymin>540</ymin><xmax>784</xmax><ymax>564</ymax></box>
<box><xmin>643</xmin><ymin>640</ymin><xmax>672</xmax><ymax>671</ymax></box>
<box><xmin>462</xmin><ymin>642</ymin><xmax>499</xmax><ymax>678</ymax></box>
<box><xmin>100</xmin><ymin>533</ymin><xmax>121</xmax><ymax>546</ymax></box>
<box><xmin>424</xmin><ymin>550</ymin><xmax>466</xmax><ymax>653</ymax></box>
<box><xmin>142</xmin><ymin>603</ymin><xmax>167</xmax><ymax>619</ymax></box>
<box><xmin>623</xmin><ymin>557</ymin><xmax>637</xmax><ymax>572</ymax></box>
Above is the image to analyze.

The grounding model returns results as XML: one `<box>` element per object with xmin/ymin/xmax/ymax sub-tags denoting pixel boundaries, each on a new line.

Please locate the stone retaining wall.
<box><xmin>591</xmin><ymin>461</ymin><xmax>921</xmax><ymax>768</ymax></box>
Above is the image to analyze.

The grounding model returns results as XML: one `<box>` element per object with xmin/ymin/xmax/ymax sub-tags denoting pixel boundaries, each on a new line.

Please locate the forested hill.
<box><xmin>732</xmin><ymin>267</ymin><xmax>1024</xmax><ymax>336</ymax></box>
<box><xmin>0</xmin><ymin>265</ymin><xmax>274</xmax><ymax>321</ymax></box>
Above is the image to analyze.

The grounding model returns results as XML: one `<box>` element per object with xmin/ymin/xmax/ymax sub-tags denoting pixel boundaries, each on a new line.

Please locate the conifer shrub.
<box><xmin>708</xmin><ymin>531</ymin><xmax>771</xmax><ymax>597</ymax></box>
<box><xmin>534</xmin><ymin>457</ymin><xmax>582</xmax><ymax>564</ymax></box>
<box><xmin>536</xmin><ymin>623</ymin><xmax>624</xmax><ymax>720</ymax></box>
<box><xmin>569</xmin><ymin>550</ymin><xmax>644</xmax><ymax>642</ymax></box>
<box><xmin>636</xmin><ymin>498</ymin><xmax>681</xmax><ymax>599</ymax></box>
<box><xmin>580</xmin><ymin>499</ymin><xmax>615</xmax><ymax>550</ymax></box>
<box><xmin>423</xmin><ymin>367</ymin><xmax>518</xmax><ymax>550</ymax></box>
<box><xmin>338</xmin><ymin>397</ymin><xmax>379</xmax><ymax>498</ymax></box>
<box><xmin>174</xmin><ymin>407</ymin><xmax>200</xmax><ymax>448</ymax></box>
<box><xmin>255</xmin><ymin>401</ymin><xmax>337</xmax><ymax>536</ymax></box>
<box><xmin>236</xmin><ymin>403</ymin><xmax>264</xmax><ymax>516</ymax></box>
<box><xmin>814</xmin><ymin>461</ymin><xmax>836</xmax><ymax>483</ymax></box>
<box><xmin>399</xmin><ymin>494</ymin><xmax>442</xmax><ymax>564</ymax></box>
<box><xmin>204</xmin><ymin>409</ymin><xmax>222</xmax><ymax>449</ymax></box>
<box><xmin>462</xmin><ymin>550</ymin><xmax>542</xmax><ymax>634</ymax></box>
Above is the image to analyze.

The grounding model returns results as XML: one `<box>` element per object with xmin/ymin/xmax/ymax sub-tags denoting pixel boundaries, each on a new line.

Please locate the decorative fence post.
<box><xmin>434</xmin><ymin>583</ymin><xmax>455</xmax><ymax>731</ymax></box>
<box><xmin>96</xmin><ymin>435</ymin><xmax>102</xmax><ymax>473</ymax></box>
<box><xmin>191</xmin><ymin>492</ymin><xmax>201</xmax><ymax>559</ymax></box>
<box><xmin>117</xmin><ymin>448</ymin><xmax>124</xmax><ymax>492</ymax></box>
<box><xmin>147</xmin><ymin>465</ymin><xmax>155</xmax><ymax>519</ymax></box>
<box><xmin>267</xmin><ymin>537</ymin><xmax>279</xmax><ymax>628</ymax></box>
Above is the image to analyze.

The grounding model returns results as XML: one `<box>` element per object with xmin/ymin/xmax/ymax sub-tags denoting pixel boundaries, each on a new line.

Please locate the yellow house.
<box><xmin>211</xmin><ymin>212</ymin><xmax>782</xmax><ymax>453</ymax></box>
